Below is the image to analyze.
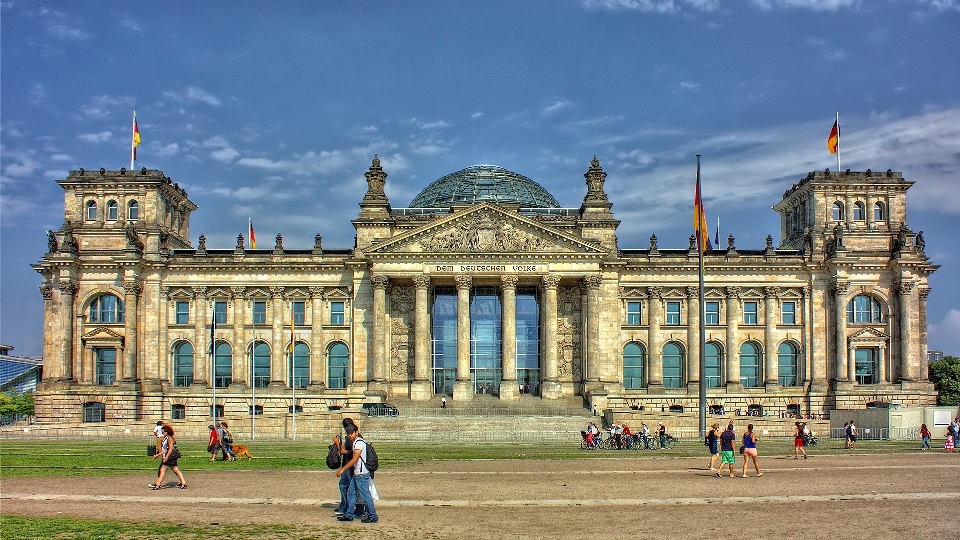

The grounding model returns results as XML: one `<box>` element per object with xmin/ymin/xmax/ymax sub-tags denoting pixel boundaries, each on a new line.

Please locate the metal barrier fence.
<box><xmin>828</xmin><ymin>427</ymin><xmax>921</xmax><ymax>440</ymax></box>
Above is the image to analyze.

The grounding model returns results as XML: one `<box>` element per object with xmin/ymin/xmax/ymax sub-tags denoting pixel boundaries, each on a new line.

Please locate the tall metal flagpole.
<box><xmin>697</xmin><ymin>155</ymin><xmax>707</xmax><ymax>439</ymax></box>
<box><xmin>130</xmin><ymin>111</ymin><xmax>137</xmax><ymax>171</ymax></box>
<box><xmin>289</xmin><ymin>302</ymin><xmax>297</xmax><ymax>441</ymax></box>
<box><xmin>210</xmin><ymin>307</ymin><xmax>217</xmax><ymax>435</ymax></box>
<box><xmin>835</xmin><ymin>112</ymin><xmax>841</xmax><ymax>172</ymax></box>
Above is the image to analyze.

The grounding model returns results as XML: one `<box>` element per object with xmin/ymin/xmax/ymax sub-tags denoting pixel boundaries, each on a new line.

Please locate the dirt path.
<box><xmin>3</xmin><ymin>453</ymin><xmax>958</xmax><ymax>539</ymax></box>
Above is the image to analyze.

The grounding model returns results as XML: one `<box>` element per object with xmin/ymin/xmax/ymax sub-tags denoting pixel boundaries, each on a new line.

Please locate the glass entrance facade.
<box><xmin>471</xmin><ymin>287</ymin><xmax>502</xmax><ymax>394</ymax></box>
<box><xmin>431</xmin><ymin>287</ymin><xmax>457</xmax><ymax>395</ymax></box>
<box><xmin>515</xmin><ymin>287</ymin><xmax>540</xmax><ymax>394</ymax></box>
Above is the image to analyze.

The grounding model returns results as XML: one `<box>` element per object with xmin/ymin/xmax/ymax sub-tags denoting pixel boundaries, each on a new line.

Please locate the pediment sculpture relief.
<box><xmin>421</xmin><ymin>211</ymin><xmax>550</xmax><ymax>253</ymax></box>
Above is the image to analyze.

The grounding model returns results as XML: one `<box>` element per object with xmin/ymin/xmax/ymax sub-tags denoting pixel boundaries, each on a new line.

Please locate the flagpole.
<box><xmin>210</xmin><ymin>307</ymin><xmax>217</xmax><ymax>438</ymax></box>
<box><xmin>835</xmin><ymin>112</ymin><xmax>841</xmax><ymax>172</ymax></box>
<box><xmin>290</xmin><ymin>302</ymin><xmax>297</xmax><ymax>441</ymax></box>
<box><xmin>696</xmin><ymin>155</ymin><xmax>707</xmax><ymax>439</ymax></box>
<box><xmin>130</xmin><ymin>111</ymin><xmax>136</xmax><ymax>171</ymax></box>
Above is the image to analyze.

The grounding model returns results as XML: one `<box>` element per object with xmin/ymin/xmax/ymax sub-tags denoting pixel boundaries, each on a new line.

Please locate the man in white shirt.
<box><xmin>336</xmin><ymin>424</ymin><xmax>379</xmax><ymax>523</ymax></box>
<box><xmin>152</xmin><ymin>421</ymin><xmax>164</xmax><ymax>456</ymax></box>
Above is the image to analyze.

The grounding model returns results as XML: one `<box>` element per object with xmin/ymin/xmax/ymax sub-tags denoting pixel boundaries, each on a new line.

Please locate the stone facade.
<box><xmin>32</xmin><ymin>159</ymin><xmax>938</xmax><ymax>428</ymax></box>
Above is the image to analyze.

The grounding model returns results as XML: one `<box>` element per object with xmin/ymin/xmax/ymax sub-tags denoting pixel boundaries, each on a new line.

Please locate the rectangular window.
<box><xmin>330</xmin><ymin>301</ymin><xmax>345</xmax><ymax>325</ymax></box>
<box><xmin>743</xmin><ymin>301</ymin><xmax>758</xmax><ymax>325</ymax></box>
<box><xmin>171</xmin><ymin>404</ymin><xmax>185</xmax><ymax>420</ymax></box>
<box><xmin>782</xmin><ymin>301</ymin><xmax>796</xmax><ymax>324</ymax></box>
<box><xmin>626</xmin><ymin>302</ymin><xmax>641</xmax><ymax>325</ymax></box>
<box><xmin>175</xmin><ymin>301</ymin><xmax>189</xmax><ymax>324</ymax></box>
<box><xmin>213</xmin><ymin>301</ymin><xmax>227</xmax><ymax>324</ymax></box>
<box><xmin>252</xmin><ymin>301</ymin><xmax>267</xmax><ymax>325</ymax></box>
<box><xmin>292</xmin><ymin>301</ymin><xmax>305</xmax><ymax>325</ymax></box>
<box><xmin>665</xmin><ymin>301</ymin><xmax>681</xmax><ymax>325</ymax></box>
<box><xmin>705</xmin><ymin>301</ymin><xmax>720</xmax><ymax>325</ymax></box>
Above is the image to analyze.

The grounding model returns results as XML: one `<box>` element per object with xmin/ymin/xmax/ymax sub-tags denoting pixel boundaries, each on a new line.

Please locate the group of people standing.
<box><xmin>331</xmin><ymin>418</ymin><xmax>379</xmax><ymax>524</ymax></box>
<box><xmin>705</xmin><ymin>421</ymin><xmax>763</xmax><ymax>478</ymax></box>
<box><xmin>207</xmin><ymin>422</ymin><xmax>237</xmax><ymax>461</ymax></box>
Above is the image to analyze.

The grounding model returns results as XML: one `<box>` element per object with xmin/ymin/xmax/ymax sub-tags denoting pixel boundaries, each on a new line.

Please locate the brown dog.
<box><xmin>231</xmin><ymin>444</ymin><xmax>253</xmax><ymax>460</ymax></box>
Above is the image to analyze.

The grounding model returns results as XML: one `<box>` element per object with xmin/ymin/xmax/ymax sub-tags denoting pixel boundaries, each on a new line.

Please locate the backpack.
<box><xmin>223</xmin><ymin>428</ymin><xmax>233</xmax><ymax>445</ymax></box>
<box><xmin>326</xmin><ymin>443</ymin><xmax>341</xmax><ymax>470</ymax></box>
<box><xmin>358</xmin><ymin>437</ymin><xmax>379</xmax><ymax>472</ymax></box>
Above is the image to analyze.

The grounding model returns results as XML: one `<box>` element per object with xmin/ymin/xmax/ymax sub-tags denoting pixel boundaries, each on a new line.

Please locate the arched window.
<box><xmin>86</xmin><ymin>200</ymin><xmax>98</xmax><ymax>220</ymax></box>
<box><xmin>846</xmin><ymin>295</ymin><xmax>883</xmax><ymax>323</ymax></box>
<box><xmin>873</xmin><ymin>202</ymin><xmax>885</xmax><ymax>222</ymax></box>
<box><xmin>740</xmin><ymin>342</ymin><xmax>762</xmax><ymax>387</ymax></box>
<box><xmin>89</xmin><ymin>294</ymin><xmax>124</xmax><ymax>323</ymax></box>
<box><xmin>704</xmin><ymin>342</ymin><xmax>722</xmax><ymax>388</ymax></box>
<box><xmin>173</xmin><ymin>342</ymin><xmax>194</xmax><ymax>387</ymax></box>
<box><xmin>289</xmin><ymin>342</ymin><xmax>309</xmax><ymax>388</ymax></box>
<box><xmin>777</xmin><ymin>342</ymin><xmax>799</xmax><ymax>387</ymax></box>
<box><xmin>328</xmin><ymin>342</ymin><xmax>349</xmax><ymax>389</ymax></box>
<box><xmin>248</xmin><ymin>341</ymin><xmax>270</xmax><ymax>388</ymax></box>
<box><xmin>662</xmin><ymin>342</ymin><xmax>684</xmax><ymax>388</ymax></box>
<box><xmin>623</xmin><ymin>342</ymin><xmax>645</xmax><ymax>389</ymax></box>
<box><xmin>128</xmin><ymin>200</ymin><xmax>139</xmax><ymax>220</ymax></box>
<box><xmin>214</xmin><ymin>342</ymin><xmax>232</xmax><ymax>388</ymax></box>
<box><xmin>106</xmin><ymin>200</ymin><xmax>119</xmax><ymax>220</ymax></box>
<box><xmin>831</xmin><ymin>201</ymin><xmax>843</xmax><ymax>221</ymax></box>
<box><xmin>853</xmin><ymin>201</ymin><xmax>865</xmax><ymax>221</ymax></box>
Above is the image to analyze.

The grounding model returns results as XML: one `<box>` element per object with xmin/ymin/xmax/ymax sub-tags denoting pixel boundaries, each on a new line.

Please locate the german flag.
<box><xmin>827</xmin><ymin>120</ymin><xmax>839</xmax><ymax>155</ymax></box>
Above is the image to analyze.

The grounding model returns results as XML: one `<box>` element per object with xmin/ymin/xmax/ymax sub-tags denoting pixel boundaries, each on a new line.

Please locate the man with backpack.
<box><xmin>336</xmin><ymin>423</ymin><xmax>379</xmax><ymax>524</ymax></box>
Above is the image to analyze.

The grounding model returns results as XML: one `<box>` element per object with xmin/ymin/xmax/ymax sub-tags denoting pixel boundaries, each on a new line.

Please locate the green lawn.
<box><xmin>0</xmin><ymin>437</ymin><xmax>926</xmax><ymax>479</ymax></box>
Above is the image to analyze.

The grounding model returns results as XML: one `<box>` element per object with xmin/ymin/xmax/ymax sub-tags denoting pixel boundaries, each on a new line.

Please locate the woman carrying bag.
<box><xmin>150</xmin><ymin>424</ymin><xmax>187</xmax><ymax>490</ymax></box>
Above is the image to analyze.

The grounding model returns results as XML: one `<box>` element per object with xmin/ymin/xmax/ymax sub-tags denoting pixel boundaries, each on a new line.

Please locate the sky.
<box><xmin>2</xmin><ymin>0</ymin><xmax>959</xmax><ymax>358</ymax></box>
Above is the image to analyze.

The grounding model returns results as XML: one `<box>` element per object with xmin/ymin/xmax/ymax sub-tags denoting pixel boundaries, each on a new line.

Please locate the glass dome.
<box><xmin>408</xmin><ymin>165</ymin><xmax>560</xmax><ymax>209</ymax></box>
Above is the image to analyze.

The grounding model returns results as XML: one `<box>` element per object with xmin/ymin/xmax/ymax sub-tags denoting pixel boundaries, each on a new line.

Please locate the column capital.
<box><xmin>57</xmin><ymin>280</ymin><xmax>79</xmax><ymax>296</ymax></box>
<box><xmin>831</xmin><ymin>279</ymin><xmax>849</xmax><ymax>296</ymax></box>
<box><xmin>230</xmin><ymin>286</ymin><xmax>247</xmax><ymax>299</ymax></box>
<box><xmin>413</xmin><ymin>275</ymin><xmax>431</xmax><ymax>290</ymax></box>
<box><xmin>270</xmin><ymin>286</ymin><xmax>285</xmax><ymax>299</ymax></box>
<box><xmin>685</xmin><ymin>286</ymin><xmax>699</xmax><ymax>299</ymax></box>
<box><xmin>763</xmin><ymin>286</ymin><xmax>780</xmax><ymax>299</ymax></box>
<box><xmin>918</xmin><ymin>287</ymin><xmax>931</xmax><ymax>301</ymax></box>
<box><xmin>370</xmin><ymin>275</ymin><xmax>390</xmax><ymax>290</ymax></box>
<box><xmin>40</xmin><ymin>284</ymin><xmax>55</xmax><ymax>300</ymax></box>
<box><xmin>541</xmin><ymin>274</ymin><xmax>561</xmax><ymax>290</ymax></box>
<box><xmin>309</xmin><ymin>285</ymin><xmax>325</xmax><ymax>299</ymax></box>
<box><xmin>582</xmin><ymin>275</ymin><xmax>603</xmax><ymax>290</ymax></box>
<box><xmin>160</xmin><ymin>286</ymin><xmax>171</xmax><ymax>299</ymax></box>
<box><xmin>647</xmin><ymin>285</ymin><xmax>662</xmax><ymax>299</ymax></box>
<box><xmin>192</xmin><ymin>286</ymin><xmax>208</xmax><ymax>299</ymax></box>
<box><xmin>122</xmin><ymin>280</ymin><xmax>143</xmax><ymax>296</ymax></box>
<box><xmin>897</xmin><ymin>280</ymin><xmax>916</xmax><ymax>295</ymax></box>
<box><xmin>725</xmin><ymin>286</ymin><xmax>741</xmax><ymax>299</ymax></box>
<box><xmin>455</xmin><ymin>275</ymin><xmax>473</xmax><ymax>291</ymax></box>
<box><xmin>500</xmin><ymin>275</ymin><xmax>519</xmax><ymax>290</ymax></box>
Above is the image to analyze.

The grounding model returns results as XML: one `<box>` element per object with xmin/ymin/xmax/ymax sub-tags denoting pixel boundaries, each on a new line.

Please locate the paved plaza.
<box><xmin>3</xmin><ymin>452</ymin><xmax>958</xmax><ymax>539</ymax></box>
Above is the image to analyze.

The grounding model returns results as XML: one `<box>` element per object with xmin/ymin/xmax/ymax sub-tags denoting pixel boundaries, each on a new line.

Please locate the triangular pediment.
<box><xmin>848</xmin><ymin>327</ymin><xmax>888</xmax><ymax>342</ymax></box>
<box><xmin>325</xmin><ymin>287</ymin><xmax>351</xmax><ymax>299</ymax></box>
<box><xmin>367</xmin><ymin>204</ymin><xmax>606</xmax><ymax>256</ymax></box>
<box><xmin>82</xmin><ymin>326</ymin><xmax>124</xmax><ymax>342</ymax></box>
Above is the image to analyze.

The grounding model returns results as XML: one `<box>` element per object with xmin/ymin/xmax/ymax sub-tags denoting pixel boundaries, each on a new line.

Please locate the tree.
<box><xmin>929</xmin><ymin>356</ymin><xmax>960</xmax><ymax>406</ymax></box>
<box><xmin>0</xmin><ymin>391</ymin><xmax>34</xmax><ymax>418</ymax></box>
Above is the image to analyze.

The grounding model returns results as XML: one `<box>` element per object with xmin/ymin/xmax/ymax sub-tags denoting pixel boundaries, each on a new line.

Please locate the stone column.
<box><xmin>919</xmin><ymin>288</ymin><xmax>931</xmax><ymax>381</ymax></box>
<box><xmin>848</xmin><ymin>343</ymin><xmax>857</xmax><ymax>382</ymax></box>
<box><xmin>499</xmin><ymin>275</ymin><xmax>519</xmax><ymax>401</ymax></box>
<box><xmin>57</xmin><ymin>281</ymin><xmax>78</xmax><ymax>381</ymax></box>
<box><xmin>231</xmin><ymin>286</ymin><xmax>247</xmax><ymax>387</ymax></box>
<box><xmin>156</xmin><ymin>286</ymin><xmax>170</xmax><ymax>384</ymax></box>
<box><xmin>878</xmin><ymin>345</ymin><xmax>887</xmax><ymax>384</ymax></box>
<box><xmin>866</xmin><ymin>195</ymin><xmax>874</xmax><ymax>230</ymax></box>
<box><xmin>583</xmin><ymin>275</ymin><xmax>602</xmax><ymax>385</ymax></box>
<box><xmin>898</xmin><ymin>280</ymin><xmax>916</xmax><ymax>381</ymax></box>
<box><xmin>122</xmin><ymin>279</ymin><xmax>141</xmax><ymax>382</ymax></box>
<box><xmin>686</xmin><ymin>286</ymin><xmax>699</xmax><ymax>388</ymax></box>
<box><xmin>763</xmin><ymin>286</ymin><xmax>779</xmax><ymax>387</ymax></box>
<box><xmin>370</xmin><ymin>275</ymin><xmax>389</xmax><ymax>384</ymax></box>
<box><xmin>844</xmin><ymin>194</ymin><xmax>852</xmax><ymax>229</ymax></box>
<box><xmin>647</xmin><ymin>286</ymin><xmax>663</xmax><ymax>389</ymax></box>
<box><xmin>833</xmin><ymin>280</ymin><xmax>849</xmax><ymax>381</ymax></box>
<box><xmin>453</xmin><ymin>275</ymin><xmax>473</xmax><ymax>400</ymax></box>
<box><xmin>192</xmin><ymin>287</ymin><xmax>207</xmax><ymax>386</ymax></box>
<box><xmin>725</xmin><ymin>287</ymin><xmax>741</xmax><ymax>387</ymax></box>
<box><xmin>269</xmin><ymin>286</ymin><xmax>285</xmax><ymax>387</ymax></box>
<box><xmin>309</xmin><ymin>286</ymin><xmax>325</xmax><ymax>389</ymax></box>
<box><xmin>410</xmin><ymin>276</ymin><xmax>432</xmax><ymax>400</ymax></box>
<box><xmin>540</xmin><ymin>275</ymin><xmax>561</xmax><ymax>399</ymax></box>
<box><xmin>803</xmin><ymin>285</ymin><xmax>812</xmax><ymax>385</ymax></box>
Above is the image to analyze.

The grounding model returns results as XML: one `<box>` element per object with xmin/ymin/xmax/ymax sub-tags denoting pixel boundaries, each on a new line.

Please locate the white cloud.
<box><xmin>752</xmin><ymin>0</ymin><xmax>859</xmax><ymax>10</ymax></box>
<box><xmin>929</xmin><ymin>309</ymin><xmax>960</xmax><ymax>355</ymax></box>
<box><xmin>471</xmin><ymin>112</ymin><xmax>484</xmax><ymax>119</ymax></box>
<box><xmin>154</xmin><ymin>143</ymin><xmax>181</xmax><ymax>158</ymax></box>
<box><xmin>409</xmin><ymin>118</ymin><xmax>451</xmax><ymax>130</ymax></box>
<box><xmin>44</xmin><ymin>169</ymin><xmax>69</xmax><ymax>179</ymax></box>
<box><xmin>120</xmin><ymin>17</ymin><xmax>142</xmax><ymax>32</ymax></box>
<box><xmin>186</xmin><ymin>87</ymin><xmax>223</xmax><ymax>106</ymax></box>
<box><xmin>542</xmin><ymin>98</ymin><xmax>572</xmax><ymax>116</ymax></box>
<box><xmin>584</xmin><ymin>0</ymin><xmax>720</xmax><ymax>12</ymax></box>
<box><xmin>203</xmin><ymin>136</ymin><xmax>239</xmax><ymax>162</ymax></box>
<box><xmin>2</xmin><ymin>152</ymin><xmax>41</xmax><ymax>178</ymax></box>
<box><xmin>45</xmin><ymin>23</ymin><xmax>87</xmax><ymax>40</ymax></box>
<box><xmin>50</xmin><ymin>153</ymin><xmax>72</xmax><ymax>162</ymax></box>
<box><xmin>77</xmin><ymin>131</ymin><xmax>114</xmax><ymax>143</ymax></box>
<box><xmin>29</xmin><ymin>84</ymin><xmax>46</xmax><ymax>105</ymax></box>
<box><xmin>677</xmin><ymin>81</ymin><xmax>700</xmax><ymax>91</ymax></box>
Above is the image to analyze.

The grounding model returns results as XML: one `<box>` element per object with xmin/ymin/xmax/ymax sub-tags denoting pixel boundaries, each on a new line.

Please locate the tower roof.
<box><xmin>408</xmin><ymin>165</ymin><xmax>560</xmax><ymax>208</ymax></box>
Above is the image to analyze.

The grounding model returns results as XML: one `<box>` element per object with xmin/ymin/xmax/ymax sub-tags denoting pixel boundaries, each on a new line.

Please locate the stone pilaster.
<box><xmin>725</xmin><ymin>286</ymin><xmax>741</xmax><ymax>389</ymax></box>
<box><xmin>918</xmin><ymin>287</ymin><xmax>931</xmax><ymax>381</ymax></box>
<box><xmin>898</xmin><ymin>280</ymin><xmax>916</xmax><ymax>381</ymax></box>
<box><xmin>231</xmin><ymin>286</ymin><xmax>247</xmax><ymax>388</ymax></box>
<box><xmin>269</xmin><ymin>286</ymin><xmax>285</xmax><ymax>387</ymax></box>
<box><xmin>832</xmin><ymin>279</ymin><xmax>849</xmax><ymax>382</ymax></box>
<box><xmin>410</xmin><ymin>275</ymin><xmax>432</xmax><ymax>400</ymax></box>
<box><xmin>192</xmin><ymin>286</ymin><xmax>207</xmax><ymax>386</ymax></box>
<box><xmin>647</xmin><ymin>286</ymin><xmax>663</xmax><ymax>390</ymax></box>
<box><xmin>685</xmin><ymin>286</ymin><xmax>699</xmax><ymax>389</ymax></box>
<box><xmin>453</xmin><ymin>275</ymin><xmax>473</xmax><ymax>401</ymax></box>
<box><xmin>582</xmin><ymin>275</ymin><xmax>603</xmax><ymax>392</ymax></box>
<box><xmin>763</xmin><ymin>286</ymin><xmax>779</xmax><ymax>387</ymax></box>
<box><xmin>57</xmin><ymin>280</ymin><xmax>78</xmax><ymax>382</ymax></box>
<box><xmin>122</xmin><ymin>279</ymin><xmax>142</xmax><ymax>382</ymax></box>
<box><xmin>540</xmin><ymin>275</ymin><xmax>562</xmax><ymax>399</ymax></box>
<box><xmin>308</xmin><ymin>286</ymin><xmax>325</xmax><ymax>389</ymax></box>
<box><xmin>370</xmin><ymin>275</ymin><xmax>389</xmax><ymax>386</ymax></box>
<box><xmin>499</xmin><ymin>275</ymin><xmax>519</xmax><ymax>401</ymax></box>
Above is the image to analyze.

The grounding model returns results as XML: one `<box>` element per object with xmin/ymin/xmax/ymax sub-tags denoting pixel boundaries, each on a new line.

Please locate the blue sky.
<box><xmin>2</xmin><ymin>0</ymin><xmax>959</xmax><ymax>357</ymax></box>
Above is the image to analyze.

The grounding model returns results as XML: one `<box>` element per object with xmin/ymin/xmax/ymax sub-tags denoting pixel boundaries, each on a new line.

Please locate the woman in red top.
<box><xmin>793</xmin><ymin>422</ymin><xmax>807</xmax><ymax>459</ymax></box>
<box><xmin>920</xmin><ymin>424</ymin><xmax>931</xmax><ymax>450</ymax></box>
<box><xmin>207</xmin><ymin>424</ymin><xmax>220</xmax><ymax>461</ymax></box>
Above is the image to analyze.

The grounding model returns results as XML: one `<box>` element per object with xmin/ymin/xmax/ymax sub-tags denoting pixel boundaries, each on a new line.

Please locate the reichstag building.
<box><xmin>33</xmin><ymin>156</ymin><xmax>938</xmax><ymax>423</ymax></box>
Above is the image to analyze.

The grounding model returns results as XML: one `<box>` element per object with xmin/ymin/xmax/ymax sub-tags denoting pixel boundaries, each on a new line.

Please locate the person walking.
<box><xmin>441</xmin><ymin>396</ymin><xmax>447</xmax><ymax>409</ymax></box>
<box><xmin>843</xmin><ymin>422</ymin><xmax>851</xmax><ymax>449</ymax></box>
<box><xmin>152</xmin><ymin>421</ymin><xmax>165</xmax><ymax>456</ymax></box>
<box><xmin>150</xmin><ymin>424</ymin><xmax>186</xmax><ymax>489</ymax></box>
<box><xmin>336</xmin><ymin>423</ymin><xmax>379</xmax><ymax>523</ymax></box>
<box><xmin>219</xmin><ymin>421</ymin><xmax>236</xmax><ymax>461</ymax></box>
<box><xmin>848</xmin><ymin>420</ymin><xmax>858</xmax><ymax>449</ymax></box>
<box><xmin>658</xmin><ymin>422</ymin><xmax>666</xmax><ymax>449</ymax></box>
<box><xmin>705</xmin><ymin>423</ymin><xmax>720</xmax><ymax>472</ymax></box>
<box><xmin>641</xmin><ymin>423</ymin><xmax>650</xmax><ymax>450</ymax></box>
<box><xmin>741</xmin><ymin>423</ymin><xmax>762</xmax><ymax>477</ymax></box>
<box><xmin>207</xmin><ymin>424</ymin><xmax>220</xmax><ymax>461</ymax></box>
<box><xmin>333</xmin><ymin>417</ymin><xmax>360</xmax><ymax>518</ymax></box>
<box><xmin>945</xmin><ymin>430</ymin><xmax>956</xmax><ymax>453</ymax></box>
<box><xmin>920</xmin><ymin>423</ymin><xmax>931</xmax><ymax>450</ymax></box>
<box><xmin>718</xmin><ymin>423</ymin><xmax>736</xmax><ymax>478</ymax></box>
<box><xmin>793</xmin><ymin>422</ymin><xmax>808</xmax><ymax>460</ymax></box>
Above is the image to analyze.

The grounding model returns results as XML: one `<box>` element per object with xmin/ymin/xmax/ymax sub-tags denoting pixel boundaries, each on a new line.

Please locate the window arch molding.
<box><xmin>704</xmin><ymin>341</ymin><xmax>723</xmax><ymax>388</ymax></box>
<box><xmin>662</xmin><ymin>341</ymin><xmax>685</xmax><ymax>388</ymax></box>
<box><xmin>327</xmin><ymin>341</ymin><xmax>349</xmax><ymax>390</ymax></box>
<box><xmin>852</xmin><ymin>201</ymin><xmax>865</xmax><ymax>221</ymax></box>
<box><xmin>777</xmin><ymin>340</ymin><xmax>800</xmax><ymax>387</ymax></box>
<box><xmin>106</xmin><ymin>200</ymin><xmax>119</xmax><ymax>221</ymax></box>
<box><xmin>171</xmin><ymin>340</ymin><xmax>194</xmax><ymax>387</ymax></box>
<box><xmin>85</xmin><ymin>291</ymin><xmax>126</xmax><ymax>323</ymax></box>
<box><xmin>846</xmin><ymin>294</ymin><xmax>886</xmax><ymax>324</ymax></box>
<box><xmin>85</xmin><ymin>199</ymin><xmax>98</xmax><ymax>221</ymax></box>
<box><xmin>127</xmin><ymin>200</ymin><xmax>140</xmax><ymax>220</ymax></box>
<box><xmin>872</xmin><ymin>201</ymin><xmax>885</xmax><ymax>222</ymax></box>
<box><xmin>831</xmin><ymin>201</ymin><xmax>844</xmax><ymax>221</ymax></box>
<box><xmin>739</xmin><ymin>341</ymin><xmax>763</xmax><ymax>388</ymax></box>
<box><xmin>622</xmin><ymin>341</ymin><xmax>646</xmax><ymax>389</ymax></box>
